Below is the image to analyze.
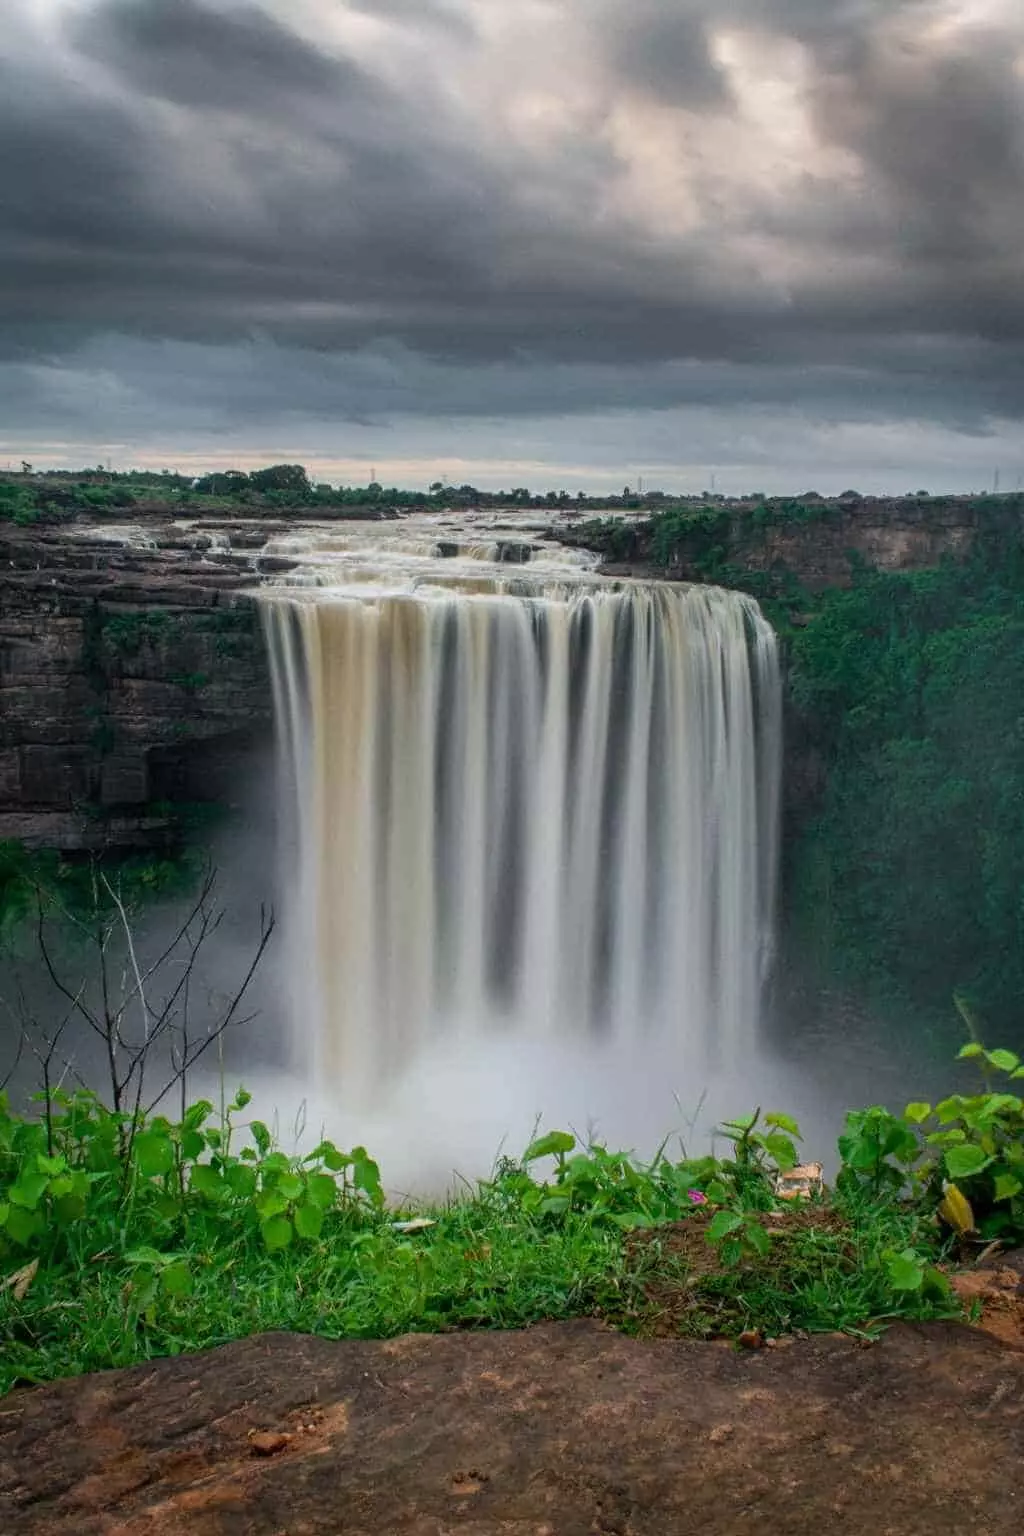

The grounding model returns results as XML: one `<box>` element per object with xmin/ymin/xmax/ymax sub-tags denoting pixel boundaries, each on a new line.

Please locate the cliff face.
<box><xmin>584</xmin><ymin>495</ymin><xmax>1022</xmax><ymax>589</ymax></box>
<box><xmin>0</xmin><ymin>523</ymin><xmax>282</xmax><ymax>849</ymax></box>
<box><xmin>2</xmin><ymin>498</ymin><xmax>1016</xmax><ymax>851</ymax></box>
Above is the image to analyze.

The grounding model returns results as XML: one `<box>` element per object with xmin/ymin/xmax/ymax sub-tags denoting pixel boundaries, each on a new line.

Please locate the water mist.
<box><xmin>257</xmin><ymin>532</ymin><xmax>782</xmax><ymax>1190</ymax></box>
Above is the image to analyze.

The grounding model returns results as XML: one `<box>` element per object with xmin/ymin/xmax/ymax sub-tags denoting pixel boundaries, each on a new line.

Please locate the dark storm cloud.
<box><xmin>602</xmin><ymin>0</ymin><xmax>728</xmax><ymax>108</ymax></box>
<box><xmin>810</xmin><ymin>26</ymin><xmax>1024</xmax><ymax>266</ymax></box>
<box><xmin>74</xmin><ymin>0</ymin><xmax>347</xmax><ymax>110</ymax></box>
<box><xmin>1</xmin><ymin>0</ymin><xmax>1023</xmax><ymax>453</ymax></box>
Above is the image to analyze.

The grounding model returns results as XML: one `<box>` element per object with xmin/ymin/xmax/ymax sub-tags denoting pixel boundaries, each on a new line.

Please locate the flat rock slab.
<box><xmin>2</xmin><ymin>1321</ymin><xmax>1023</xmax><ymax>1535</ymax></box>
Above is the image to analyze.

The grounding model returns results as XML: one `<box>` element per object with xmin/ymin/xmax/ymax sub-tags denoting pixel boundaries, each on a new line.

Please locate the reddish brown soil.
<box><xmin>2</xmin><ymin>1318</ymin><xmax>1023</xmax><ymax>1535</ymax></box>
<box><xmin>951</xmin><ymin>1248</ymin><xmax>1024</xmax><ymax>1349</ymax></box>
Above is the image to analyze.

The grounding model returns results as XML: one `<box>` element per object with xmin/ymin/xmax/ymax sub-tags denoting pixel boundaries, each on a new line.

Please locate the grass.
<box><xmin>0</xmin><ymin>1184</ymin><xmax>960</xmax><ymax>1394</ymax></box>
<box><xmin>1</xmin><ymin>1202</ymin><xmax>630</xmax><ymax>1389</ymax></box>
<box><xmin>0</xmin><ymin>1088</ymin><xmax>974</xmax><ymax>1396</ymax></box>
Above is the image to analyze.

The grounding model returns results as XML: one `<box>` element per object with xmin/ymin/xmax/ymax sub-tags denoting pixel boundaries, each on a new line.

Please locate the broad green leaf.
<box><xmin>9</xmin><ymin>1169</ymin><xmax>49</xmax><ymax>1210</ymax></box>
<box><xmin>224</xmin><ymin>1163</ymin><xmax>257</xmax><ymax>1199</ymax></box>
<box><xmin>609</xmin><ymin>1211</ymin><xmax>652</xmax><ymax>1230</ymax></box>
<box><xmin>993</xmin><ymin>1172</ymin><xmax>1023</xmax><ymax>1202</ymax></box>
<box><xmin>762</xmin><ymin>1132</ymin><xmax>799</xmax><ymax>1170</ymax></box>
<box><xmin>312</xmin><ymin>1140</ymin><xmax>350</xmax><ymax>1172</ymax></box>
<box><xmin>957</xmin><ymin>1042</ymin><xmax>984</xmax><ymax>1060</ymax></box>
<box><xmin>130</xmin><ymin>1275</ymin><xmax>159</xmax><ymax>1314</ymax></box>
<box><xmin>353</xmin><ymin>1156</ymin><xmax>383</xmax><ymax>1206</ymax></box>
<box><xmin>294</xmin><ymin>1202</ymin><xmax>324</xmax><ymax>1241</ymax></box>
<box><xmin>985</xmin><ymin>1050</ymin><xmax>1020</xmax><ymax>1075</ymax></box>
<box><xmin>4</xmin><ymin>1206</ymin><xmax>43</xmax><ymax>1246</ymax></box>
<box><xmin>255</xmin><ymin>1187</ymin><xmax>289</xmax><ymax>1221</ymax></box>
<box><xmin>721</xmin><ymin>1113</ymin><xmax>759</xmax><ymax>1133</ymax></box>
<box><xmin>181</xmin><ymin>1130</ymin><xmax>206</xmax><ymax>1161</ymax></box>
<box><xmin>124</xmin><ymin>1246</ymin><xmax>166</xmax><ymax>1266</ymax></box>
<box><xmin>133</xmin><ymin>1131</ymin><xmax>175</xmax><ymax>1178</ymax></box>
<box><xmin>230</xmin><ymin>1087</ymin><xmax>253</xmax><ymax>1111</ymax></box>
<box><xmin>904</xmin><ymin>1102</ymin><xmax>932</xmax><ymax>1124</ymax></box>
<box><xmin>190</xmin><ymin>1164</ymin><xmax>228</xmax><ymax>1199</ymax></box>
<box><xmin>921</xmin><ymin>1266</ymin><xmax>952</xmax><ymax>1302</ymax></box>
<box><xmin>183</xmin><ymin>1099</ymin><xmax>214</xmax><ymax>1131</ymax></box>
<box><xmin>764</xmin><ymin>1113</ymin><xmax>801</xmax><ymax>1138</ymax></box>
<box><xmin>277</xmin><ymin>1172</ymin><xmax>304</xmax><ymax>1202</ymax></box>
<box><xmin>886</xmin><ymin>1251</ymin><xmax>925</xmax><ymax>1292</ymax></box>
<box><xmin>706</xmin><ymin>1210</ymin><xmax>744</xmax><ymax>1243</ymax></box>
<box><xmin>944</xmin><ymin>1144</ymin><xmax>992</xmax><ymax>1180</ymax></box>
<box><xmin>160</xmin><ymin>1262</ymin><xmax>193</xmax><ymax>1298</ymax></box>
<box><xmin>538</xmin><ymin>1195</ymin><xmax>570</xmax><ymax>1215</ymax></box>
<box><xmin>260</xmin><ymin>1214</ymin><xmax>293</xmax><ymax>1251</ymax></box>
<box><xmin>744</xmin><ymin>1221</ymin><xmax>772</xmax><ymax>1257</ymax></box>
<box><xmin>250</xmin><ymin>1120</ymin><xmax>272</xmax><ymax>1156</ymax></box>
<box><xmin>307</xmin><ymin>1173</ymin><xmax>338</xmax><ymax>1211</ymax></box>
<box><xmin>53</xmin><ymin>1194</ymin><xmax>86</xmax><ymax>1224</ymax></box>
<box><xmin>523</xmin><ymin>1131</ymin><xmax>576</xmax><ymax>1163</ymax></box>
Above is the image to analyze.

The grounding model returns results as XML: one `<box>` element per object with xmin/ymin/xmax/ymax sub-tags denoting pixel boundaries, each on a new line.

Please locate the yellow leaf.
<box><xmin>938</xmin><ymin>1182</ymin><xmax>976</xmax><ymax>1236</ymax></box>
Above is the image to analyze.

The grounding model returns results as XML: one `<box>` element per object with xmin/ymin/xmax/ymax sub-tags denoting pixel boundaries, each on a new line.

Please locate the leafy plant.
<box><xmin>911</xmin><ymin>1040</ymin><xmax>1024</xmax><ymax>1242</ymax></box>
<box><xmin>837</xmin><ymin>1106</ymin><xmax>921</xmax><ymax>1199</ymax></box>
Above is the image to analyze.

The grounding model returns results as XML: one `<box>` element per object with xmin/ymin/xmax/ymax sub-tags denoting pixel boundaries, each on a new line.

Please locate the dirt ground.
<box><xmin>2</xmin><ymin>1314</ymin><xmax>1023</xmax><ymax>1536</ymax></box>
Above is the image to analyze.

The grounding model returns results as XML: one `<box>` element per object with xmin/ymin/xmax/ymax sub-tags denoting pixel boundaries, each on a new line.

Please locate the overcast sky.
<box><xmin>1</xmin><ymin>0</ymin><xmax>1023</xmax><ymax>493</ymax></box>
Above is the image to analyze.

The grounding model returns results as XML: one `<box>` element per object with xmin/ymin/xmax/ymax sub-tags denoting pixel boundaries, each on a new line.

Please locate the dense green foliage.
<box><xmin>574</xmin><ymin>504</ymin><xmax>1024</xmax><ymax>1033</ymax></box>
<box><xmin>0</xmin><ymin>841</ymin><xmax>205</xmax><ymax>955</ymax></box>
<box><xmin>6</xmin><ymin>1036</ymin><xmax>1021</xmax><ymax>1393</ymax></box>
<box><xmin>786</xmin><ymin>534</ymin><xmax>1024</xmax><ymax>1032</ymax></box>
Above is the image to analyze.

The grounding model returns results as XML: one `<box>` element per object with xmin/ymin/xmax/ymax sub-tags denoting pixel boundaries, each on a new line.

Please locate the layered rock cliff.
<box><xmin>2</xmin><ymin>497</ymin><xmax>1016</xmax><ymax>850</ymax></box>
<box><xmin>0</xmin><ymin>522</ymin><xmax>284</xmax><ymax>849</ymax></box>
<box><xmin>573</xmin><ymin>494</ymin><xmax>1023</xmax><ymax>589</ymax></box>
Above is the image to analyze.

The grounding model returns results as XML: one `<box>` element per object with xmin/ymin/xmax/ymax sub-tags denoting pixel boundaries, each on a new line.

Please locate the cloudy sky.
<box><xmin>1</xmin><ymin>0</ymin><xmax>1023</xmax><ymax>492</ymax></box>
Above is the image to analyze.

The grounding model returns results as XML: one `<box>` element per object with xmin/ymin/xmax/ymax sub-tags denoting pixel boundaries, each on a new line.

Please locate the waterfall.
<box><xmin>260</xmin><ymin>571</ymin><xmax>781</xmax><ymax>1105</ymax></box>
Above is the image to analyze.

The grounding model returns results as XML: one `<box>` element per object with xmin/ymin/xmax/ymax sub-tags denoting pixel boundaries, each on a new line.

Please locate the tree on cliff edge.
<box><xmin>249</xmin><ymin>464</ymin><xmax>310</xmax><ymax>496</ymax></box>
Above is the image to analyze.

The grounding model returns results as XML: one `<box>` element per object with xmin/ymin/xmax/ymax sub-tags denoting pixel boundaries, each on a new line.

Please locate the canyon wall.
<box><xmin>579</xmin><ymin>494</ymin><xmax>1024</xmax><ymax>589</ymax></box>
<box><xmin>2</xmin><ymin>497</ymin><xmax>1017</xmax><ymax>850</ymax></box>
<box><xmin>0</xmin><ymin>525</ymin><xmax>276</xmax><ymax>849</ymax></box>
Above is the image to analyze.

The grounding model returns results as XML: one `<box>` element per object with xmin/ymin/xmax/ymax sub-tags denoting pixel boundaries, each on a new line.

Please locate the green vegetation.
<box><xmin>98</xmin><ymin>609</ymin><xmax>176</xmax><ymax>655</ymax></box>
<box><xmin>0</xmin><ymin>842</ymin><xmax>206</xmax><ymax>955</ymax></box>
<box><xmin>785</xmin><ymin>531</ymin><xmax>1024</xmax><ymax>1033</ymax></box>
<box><xmin>4</xmin><ymin>1031</ymin><xmax>1022</xmax><ymax>1392</ymax></box>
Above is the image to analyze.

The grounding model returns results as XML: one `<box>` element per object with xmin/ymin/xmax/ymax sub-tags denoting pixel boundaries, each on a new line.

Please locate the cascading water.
<box><xmin>259</xmin><ymin>532</ymin><xmax>781</xmax><ymax>1127</ymax></box>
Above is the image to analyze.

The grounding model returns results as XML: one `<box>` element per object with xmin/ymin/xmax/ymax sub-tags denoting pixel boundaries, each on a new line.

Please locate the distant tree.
<box><xmin>194</xmin><ymin>470</ymin><xmax>250</xmax><ymax>497</ymax></box>
<box><xmin>249</xmin><ymin>464</ymin><xmax>310</xmax><ymax>496</ymax></box>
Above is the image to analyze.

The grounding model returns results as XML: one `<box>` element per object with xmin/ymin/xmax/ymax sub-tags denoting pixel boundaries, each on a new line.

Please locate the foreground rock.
<box><xmin>2</xmin><ymin>1320</ymin><xmax>1022</xmax><ymax>1534</ymax></box>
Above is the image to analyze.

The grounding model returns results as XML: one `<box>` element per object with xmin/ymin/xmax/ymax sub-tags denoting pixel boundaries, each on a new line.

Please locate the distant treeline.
<box><xmin>8</xmin><ymin>463</ymin><xmax>1021</xmax><ymax>526</ymax></box>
